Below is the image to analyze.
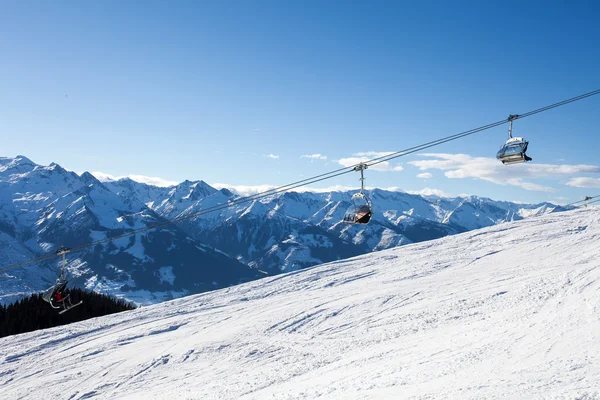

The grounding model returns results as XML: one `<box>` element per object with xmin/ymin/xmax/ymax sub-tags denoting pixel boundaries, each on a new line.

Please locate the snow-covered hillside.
<box><xmin>1</xmin><ymin>208</ymin><xmax>598</xmax><ymax>399</ymax></box>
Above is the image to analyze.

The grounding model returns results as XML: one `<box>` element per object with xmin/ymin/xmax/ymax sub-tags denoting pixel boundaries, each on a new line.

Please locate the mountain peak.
<box><xmin>0</xmin><ymin>155</ymin><xmax>37</xmax><ymax>175</ymax></box>
<box><xmin>188</xmin><ymin>181</ymin><xmax>217</xmax><ymax>200</ymax></box>
<box><xmin>168</xmin><ymin>179</ymin><xmax>217</xmax><ymax>202</ymax></box>
<box><xmin>80</xmin><ymin>171</ymin><xmax>101</xmax><ymax>185</ymax></box>
<box><xmin>45</xmin><ymin>162</ymin><xmax>68</xmax><ymax>174</ymax></box>
<box><xmin>14</xmin><ymin>155</ymin><xmax>35</xmax><ymax>165</ymax></box>
<box><xmin>219</xmin><ymin>188</ymin><xmax>234</xmax><ymax>197</ymax></box>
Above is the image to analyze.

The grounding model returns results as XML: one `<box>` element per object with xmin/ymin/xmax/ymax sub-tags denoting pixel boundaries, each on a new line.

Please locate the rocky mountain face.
<box><xmin>0</xmin><ymin>156</ymin><xmax>564</xmax><ymax>305</ymax></box>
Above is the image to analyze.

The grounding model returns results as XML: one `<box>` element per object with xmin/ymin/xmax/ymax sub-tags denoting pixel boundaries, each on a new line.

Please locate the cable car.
<box><xmin>496</xmin><ymin>114</ymin><xmax>532</xmax><ymax>165</ymax></box>
<box><xmin>41</xmin><ymin>247</ymin><xmax>83</xmax><ymax>314</ymax></box>
<box><xmin>342</xmin><ymin>163</ymin><xmax>373</xmax><ymax>224</ymax></box>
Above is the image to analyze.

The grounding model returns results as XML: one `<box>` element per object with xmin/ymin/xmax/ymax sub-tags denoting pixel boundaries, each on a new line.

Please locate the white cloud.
<box><xmin>526</xmin><ymin>164</ymin><xmax>600</xmax><ymax>175</ymax></box>
<box><xmin>337</xmin><ymin>152</ymin><xmax>403</xmax><ymax>172</ymax></box>
<box><xmin>212</xmin><ymin>183</ymin><xmax>359</xmax><ymax>197</ymax></box>
<box><xmin>408</xmin><ymin>153</ymin><xmax>600</xmax><ymax>192</ymax></box>
<box><xmin>406</xmin><ymin>188</ymin><xmax>449</xmax><ymax>197</ymax></box>
<box><xmin>211</xmin><ymin>184</ymin><xmax>278</xmax><ymax>196</ymax></box>
<box><xmin>382</xmin><ymin>187</ymin><xmax>406</xmax><ymax>193</ymax></box>
<box><xmin>265</xmin><ymin>154</ymin><xmax>279</xmax><ymax>159</ymax></box>
<box><xmin>91</xmin><ymin>172</ymin><xmax>178</xmax><ymax>187</ymax></box>
<box><xmin>295</xmin><ymin>185</ymin><xmax>356</xmax><ymax>193</ymax></box>
<box><xmin>417</xmin><ymin>172</ymin><xmax>433</xmax><ymax>179</ymax></box>
<box><xmin>548</xmin><ymin>196</ymin><xmax>569</xmax><ymax>205</ymax></box>
<box><xmin>127</xmin><ymin>175</ymin><xmax>179</xmax><ymax>187</ymax></box>
<box><xmin>383</xmin><ymin>186</ymin><xmax>450</xmax><ymax>197</ymax></box>
<box><xmin>505</xmin><ymin>179</ymin><xmax>555</xmax><ymax>192</ymax></box>
<box><xmin>301</xmin><ymin>154</ymin><xmax>328</xmax><ymax>161</ymax></box>
<box><xmin>565</xmin><ymin>177</ymin><xmax>600</xmax><ymax>188</ymax></box>
<box><xmin>90</xmin><ymin>171</ymin><xmax>117</xmax><ymax>182</ymax></box>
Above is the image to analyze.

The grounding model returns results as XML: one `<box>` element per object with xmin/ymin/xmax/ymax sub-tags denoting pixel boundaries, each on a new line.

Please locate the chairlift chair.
<box><xmin>342</xmin><ymin>163</ymin><xmax>373</xmax><ymax>225</ymax></box>
<box><xmin>41</xmin><ymin>247</ymin><xmax>83</xmax><ymax>314</ymax></box>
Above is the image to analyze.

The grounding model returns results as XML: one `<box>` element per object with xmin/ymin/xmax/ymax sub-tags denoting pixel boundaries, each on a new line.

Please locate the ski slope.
<box><xmin>1</xmin><ymin>208</ymin><xmax>599</xmax><ymax>399</ymax></box>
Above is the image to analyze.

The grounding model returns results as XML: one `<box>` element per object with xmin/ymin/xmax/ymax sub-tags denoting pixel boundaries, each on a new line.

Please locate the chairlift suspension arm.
<box><xmin>55</xmin><ymin>247</ymin><xmax>71</xmax><ymax>280</ymax></box>
<box><xmin>61</xmin><ymin>253</ymin><xmax>66</xmax><ymax>278</ymax></box>
<box><xmin>507</xmin><ymin>114</ymin><xmax>519</xmax><ymax>139</ymax></box>
<box><xmin>354</xmin><ymin>163</ymin><xmax>368</xmax><ymax>194</ymax></box>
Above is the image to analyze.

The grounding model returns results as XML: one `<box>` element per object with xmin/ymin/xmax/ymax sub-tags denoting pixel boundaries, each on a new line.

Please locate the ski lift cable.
<box><xmin>368</xmin><ymin>88</ymin><xmax>600</xmax><ymax>168</ymax></box>
<box><xmin>368</xmin><ymin>120</ymin><xmax>508</xmax><ymax>169</ymax></box>
<box><xmin>564</xmin><ymin>194</ymin><xmax>600</xmax><ymax>207</ymax></box>
<box><xmin>1</xmin><ymin>88</ymin><xmax>599</xmax><ymax>273</ymax></box>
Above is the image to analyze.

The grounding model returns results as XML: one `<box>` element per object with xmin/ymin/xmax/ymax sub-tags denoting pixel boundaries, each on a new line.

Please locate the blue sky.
<box><xmin>1</xmin><ymin>0</ymin><xmax>599</xmax><ymax>204</ymax></box>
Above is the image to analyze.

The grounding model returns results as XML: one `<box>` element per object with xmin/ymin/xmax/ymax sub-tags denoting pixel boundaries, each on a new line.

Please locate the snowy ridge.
<box><xmin>1</xmin><ymin>208</ymin><xmax>599</xmax><ymax>399</ymax></box>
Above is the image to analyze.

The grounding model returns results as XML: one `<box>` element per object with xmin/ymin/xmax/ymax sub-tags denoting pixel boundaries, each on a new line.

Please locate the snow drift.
<box><xmin>0</xmin><ymin>208</ymin><xmax>599</xmax><ymax>399</ymax></box>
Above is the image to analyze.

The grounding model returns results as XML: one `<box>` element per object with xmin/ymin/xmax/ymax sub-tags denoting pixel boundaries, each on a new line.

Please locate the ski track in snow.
<box><xmin>1</xmin><ymin>209</ymin><xmax>600</xmax><ymax>399</ymax></box>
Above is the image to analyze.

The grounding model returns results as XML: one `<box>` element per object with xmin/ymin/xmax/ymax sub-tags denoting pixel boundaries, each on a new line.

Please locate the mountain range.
<box><xmin>0</xmin><ymin>155</ymin><xmax>567</xmax><ymax>305</ymax></box>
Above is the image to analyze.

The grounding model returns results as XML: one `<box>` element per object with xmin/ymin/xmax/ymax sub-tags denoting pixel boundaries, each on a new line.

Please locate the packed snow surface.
<box><xmin>1</xmin><ymin>208</ymin><xmax>599</xmax><ymax>399</ymax></box>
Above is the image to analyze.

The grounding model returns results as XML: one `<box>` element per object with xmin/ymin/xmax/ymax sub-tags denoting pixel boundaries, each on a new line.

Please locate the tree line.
<box><xmin>0</xmin><ymin>288</ymin><xmax>136</xmax><ymax>338</ymax></box>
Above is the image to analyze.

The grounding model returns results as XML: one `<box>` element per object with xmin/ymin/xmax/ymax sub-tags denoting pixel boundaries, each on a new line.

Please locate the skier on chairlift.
<box><xmin>342</xmin><ymin>163</ymin><xmax>373</xmax><ymax>225</ymax></box>
<box><xmin>41</xmin><ymin>247</ymin><xmax>83</xmax><ymax>314</ymax></box>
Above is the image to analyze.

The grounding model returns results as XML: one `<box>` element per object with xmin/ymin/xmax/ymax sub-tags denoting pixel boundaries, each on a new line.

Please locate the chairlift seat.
<box><xmin>343</xmin><ymin>193</ymin><xmax>373</xmax><ymax>224</ymax></box>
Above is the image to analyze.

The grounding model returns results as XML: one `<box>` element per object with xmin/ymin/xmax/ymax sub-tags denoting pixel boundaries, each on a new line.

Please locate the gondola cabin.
<box><xmin>496</xmin><ymin>137</ymin><xmax>532</xmax><ymax>165</ymax></box>
<box><xmin>497</xmin><ymin>114</ymin><xmax>532</xmax><ymax>165</ymax></box>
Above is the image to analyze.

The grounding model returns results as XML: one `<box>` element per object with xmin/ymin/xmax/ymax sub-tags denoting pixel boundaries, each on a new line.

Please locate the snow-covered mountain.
<box><xmin>0</xmin><ymin>156</ymin><xmax>259</xmax><ymax>305</ymax></box>
<box><xmin>104</xmin><ymin>175</ymin><xmax>565</xmax><ymax>273</ymax></box>
<box><xmin>1</xmin><ymin>207</ymin><xmax>598</xmax><ymax>399</ymax></box>
<box><xmin>0</xmin><ymin>156</ymin><xmax>566</xmax><ymax>305</ymax></box>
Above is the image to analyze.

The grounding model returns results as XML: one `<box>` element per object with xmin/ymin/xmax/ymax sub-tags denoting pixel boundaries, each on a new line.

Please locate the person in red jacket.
<box><xmin>53</xmin><ymin>289</ymin><xmax>65</xmax><ymax>303</ymax></box>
